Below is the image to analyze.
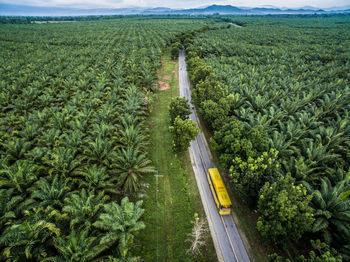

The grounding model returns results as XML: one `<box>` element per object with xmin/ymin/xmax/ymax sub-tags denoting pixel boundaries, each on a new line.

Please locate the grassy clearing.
<box><xmin>136</xmin><ymin>53</ymin><xmax>217</xmax><ymax>262</ymax></box>
<box><xmin>199</xmin><ymin>120</ymin><xmax>271</xmax><ymax>262</ymax></box>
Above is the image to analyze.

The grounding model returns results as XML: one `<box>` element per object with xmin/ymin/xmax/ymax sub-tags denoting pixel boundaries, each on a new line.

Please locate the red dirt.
<box><xmin>172</xmin><ymin>70</ymin><xmax>178</xmax><ymax>78</ymax></box>
<box><xmin>158</xmin><ymin>80</ymin><xmax>170</xmax><ymax>91</ymax></box>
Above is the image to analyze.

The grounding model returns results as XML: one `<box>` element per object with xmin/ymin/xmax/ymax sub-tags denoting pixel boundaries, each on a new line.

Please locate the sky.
<box><xmin>1</xmin><ymin>0</ymin><xmax>348</xmax><ymax>9</ymax></box>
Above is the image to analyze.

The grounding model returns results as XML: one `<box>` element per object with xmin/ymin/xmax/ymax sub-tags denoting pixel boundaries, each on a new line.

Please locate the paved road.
<box><xmin>179</xmin><ymin>49</ymin><xmax>250</xmax><ymax>262</ymax></box>
<box><xmin>229</xmin><ymin>22</ymin><xmax>242</xmax><ymax>28</ymax></box>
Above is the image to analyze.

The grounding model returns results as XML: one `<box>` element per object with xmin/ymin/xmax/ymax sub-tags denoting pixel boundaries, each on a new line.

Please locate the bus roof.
<box><xmin>208</xmin><ymin>168</ymin><xmax>232</xmax><ymax>207</ymax></box>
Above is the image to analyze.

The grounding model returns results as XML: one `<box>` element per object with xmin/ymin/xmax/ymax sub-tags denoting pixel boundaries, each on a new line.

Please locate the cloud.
<box><xmin>1</xmin><ymin>0</ymin><xmax>349</xmax><ymax>9</ymax></box>
<box><xmin>1</xmin><ymin>0</ymin><xmax>128</xmax><ymax>8</ymax></box>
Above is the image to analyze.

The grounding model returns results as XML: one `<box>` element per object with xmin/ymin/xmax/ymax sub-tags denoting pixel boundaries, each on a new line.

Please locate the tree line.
<box><xmin>184</xmin><ymin>16</ymin><xmax>350</xmax><ymax>261</ymax></box>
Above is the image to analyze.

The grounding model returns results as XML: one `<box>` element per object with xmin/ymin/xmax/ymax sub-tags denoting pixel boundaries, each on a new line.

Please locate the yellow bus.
<box><xmin>207</xmin><ymin>168</ymin><xmax>232</xmax><ymax>215</ymax></box>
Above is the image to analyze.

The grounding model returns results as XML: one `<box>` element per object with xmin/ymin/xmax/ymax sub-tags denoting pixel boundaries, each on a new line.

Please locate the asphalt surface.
<box><xmin>179</xmin><ymin>49</ymin><xmax>250</xmax><ymax>262</ymax></box>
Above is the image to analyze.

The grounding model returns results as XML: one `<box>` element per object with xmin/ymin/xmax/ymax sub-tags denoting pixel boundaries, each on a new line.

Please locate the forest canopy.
<box><xmin>185</xmin><ymin>16</ymin><xmax>350</xmax><ymax>260</ymax></box>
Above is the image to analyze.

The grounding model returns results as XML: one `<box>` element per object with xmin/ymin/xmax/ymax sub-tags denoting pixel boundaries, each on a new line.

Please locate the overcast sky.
<box><xmin>1</xmin><ymin>0</ymin><xmax>348</xmax><ymax>9</ymax></box>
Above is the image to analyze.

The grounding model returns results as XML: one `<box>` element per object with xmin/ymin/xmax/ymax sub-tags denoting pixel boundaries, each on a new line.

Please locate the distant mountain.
<box><xmin>1</xmin><ymin>3</ymin><xmax>349</xmax><ymax>16</ymax></box>
<box><xmin>170</xmin><ymin>5</ymin><xmax>326</xmax><ymax>15</ymax></box>
<box><xmin>199</xmin><ymin>4</ymin><xmax>242</xmax><ymax>13</ymax></box>
<box><xmin>142</xmin><ymin>7</ymin><xmax>174</xmax><ymax>15</ymax></box>
<box><xmin>300</xmin><ymin>6</ymin><xmax>321</xmax><ymax>10</ymax></box>
<box><xmin>324</xmin><ymin>5</ymin><xmax>350</xmax><ymax>11</ymax></box>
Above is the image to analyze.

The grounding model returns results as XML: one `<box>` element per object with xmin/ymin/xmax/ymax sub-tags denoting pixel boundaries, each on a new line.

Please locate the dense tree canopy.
<box><xmin>186</xmin><ymin>16</ymin><xmax>350</xmax><ymax>259</ymax></box>
<box><xmin>168</xmin><ymin>97</ymin><xmax>191</xmax><ymax>124</ymax></box>
<box><xmin>169</xmin><ymin>116</ymin><xmax>199</xmax><ymax>152</ymax></box>
<box><xmin>257</xmin><ymin>175</ymin><xmax>314</xmax><ymax>246</ymax></box>
<box><xmin>0</xmin><ymin>18</ymin><xmax>208</xmax><ymax>260</ymax></box>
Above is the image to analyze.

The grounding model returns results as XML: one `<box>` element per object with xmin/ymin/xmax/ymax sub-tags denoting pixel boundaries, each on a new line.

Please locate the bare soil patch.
<box><xmin>229</xmin><ymin>22</ymin><xmax>242</xmax><ymax>28</ymax></box>
<box><xmin>158</xmin><ymin>80</ymin><xmax>170</xmax><ymax>91</ymax></box>
<box><xmin>163</xmin><ymin>75</ymin><xmax>171</xmax><ymax>80</ymax></box>
<box><xmin>169</xmin><ymin>61</ymin><xmax>177</xmax><ymax>64</ymax></box>
<box><xmin>172</xmin><ymin>70</ymin><xmax>178</xmax><ymax>78</ymax></box>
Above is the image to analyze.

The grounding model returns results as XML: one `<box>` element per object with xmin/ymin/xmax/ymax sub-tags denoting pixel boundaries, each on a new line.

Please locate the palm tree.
<box><xmin>21</xmin><ymin>123</ymin><xmax>41</xmax><ymax>142</ymax></box>
<box><xmin>0</xmin><ymin>160</ymin><xmax>37</xmax><ymax>194</ymax></box>
<box><xmin>90</xmin><ymin>123</ymin><xmax>114</xmax><ymax>140</ymax></box>
<box><xmin>93</xmin><ymin>197</ymin><xmax>145</xmax><ymax>248</ymax></box>
<box><xmin>113</xmin><ymin>146</ymin><xmax>155</xmax><ymax>193</ymax></box>
<box><xmin>44</xmin><ymin>147</ymin><xmax>81</xmax><ymax>176</ymax></box>
<box><xmin>38</xmin><ymin>93</ymin><xmax>54</xmax><ymax>107</ymax></box>
<box><xmin>70</xmin><ymin>118</ymin><xmax>90</xmax><ymax>134</ymax></box>
<box><xmin>0</xmin><ymin>89</ymin><xmax>11</xmax><ymax>113</ymax></box>
<box><xmin>50</xmin><ymin>109</ymin><xmax>71</xmax><ymax>131</ymax></box>
<box><xmin>83</xmin><ymin>136</ymin><xmax>113</xmax><ymax>166</ymax></box>
<box><xmin>60</xmin><ymin>130</ymin><xmax>85</xmax><ymax>152</ymax></box>
<box><xmin>140</xmin><ymin>68</ymin><xmax>156</xmax><ymax>91</ymax></box>
<box><xmin>53</xmin><ymin>228</ymin><xmax>105</xmax><ymax>262</ymax></box>
<box><xmin>1</xmin><ymin>138</ymin><xmax>32</xmax><ymax>163</ymax></box>
<box><xmin>78</xmin><ymin>165</ymin><xmax>118</xmax><ymax>195</ymax></box>
<box><xmin>117</xmin><ymin>114</ymin><xmax>142</xmax><ymax>130</ymax></box>
<box><xmin>26</xmin><ymin>146</ymin><xmax>47</xmax><ymax>165</ymax></box>
<box><xmin>269</xmin><ymin>130</ymin><xmax>297</xmax><ymax>159</ymax></box>
<box><xmin>0</xmin><ymin>189</ymin><xmax>23</xmax><ymax>230</ymax></box>
<box><xmin>120</xmin><ymin>97</ymin><xmax>145</xmax><ymax>118</ymax></box>
<box><xmin>95</xmin><ymin>103</ymin><xmax>117</xmax><ymax>125</ymax></box>
<box><xmin>30</xmin><ymin>175</ymin><xmax>70</xmax><ymax>209</ymax></box>
<box><xmin>119</xmin><ymin>86</ymin><xmax>146</xmax><ymax>117</ymax></box>
<box><xmin>283</xmin><ymin>156</ymin><xmax>320</xmax><ymax>183</ymax></box>
<box><xmin>307</xmin><ymin>139</ymin><xmax>343</xmax><ymax>167</ymax></box>
<box><xmin>0</xmin><ymin>219</ymin><xmax>60</xmax><ymax>261</ymax></box>
<box><xmin>69</xmin><ymin>108</ymin><xmax>93</xmax><ymax>133</ymax></box>
<box><xmin>114</xmin><ymin>125</ymin><xmax>149</xmax><ymax>150</ymax></box>
<box><xmin>38</xmin><ymin>128</ymin><xmax>61</xmax><ymax>148</ymax></box>
<box><xmin>304</xmin><ymin>173</ymin><xmax>350</xmax><ymax>244</ymax></box>
<box><xmin>62</xmin><ymin>189</ymin><xmax>107</xmax><ymax>229</ymax></box>
<box><xmin>316</xmin><ymin>120</ymin><xmax>350</xmax><ymax>160</ymax></box>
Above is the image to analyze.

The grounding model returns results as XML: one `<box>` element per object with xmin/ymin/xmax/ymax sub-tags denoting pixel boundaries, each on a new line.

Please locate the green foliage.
<box><xmin>297</xmin><ymin>239</ymin><xmax>343</xmax><ymax>262</ymax></box>
<box><xmin>186</xmin><ymin>17</ymin><xmax>350</xmax><ymax>184</ymax></box>
<box><xmin>0</xmin><ymin>160</ymin><xmax>38</xmax><ymax>194</ymax></box>
<box><xmin>230</xmin><ymin>149</ymin><xmax>280</xmax><ymax>206</ymax></box>
<box><xmin>168</xmin><ymin>97</ymin><xmax>191</xmax><ymax>124</ymax></box>
<box><xmin>53</xmin><ymin>228</ymin><xmax>105</xmax><ymax>262</ymax></box>
<box><xmin>30</xmin><ymin>174</ymin><xmax>70</xmax><ymax>209</ymax></box>
<box><xmin>304</xmin><ymin>171</ymin><xmax>350</xmax><ymax>245</ymax></box>
<box><xmin>268</xmin><ymin>253</ymin><xmax>290</xmax><ymax>262</ymax></box>
<box><xmin>199</xmin><ymin>99</ymin><xmax>228</xmax><ymax>129</ymax></box>
<box><xmin>78</xmin><ymin>165</ymin><xmax>119</xmax><ymax>195</ymax></box>
<box><xmin>169</xmin><ymin>116</ymin><xmax>199</xmax><ymax>152</ymax></box>
<box><xmin>63</xmin><ymin>189</ymin><xmax>108</xmax><ymax>229</ymax></box>
<box><xmin>268</xmin><ymin>239</ymin><xmax>343</xmax><ymax>262</ymax></box>
<box><xmin>194</xmin><ymin>78</ymin><xmax>226</xmax><ymax>104</ymax></box>
<box><xmin>93</xmin><ymin>197</ymin><xmax>145</xmax><ymax>248</ymax></box>
<box><xmin>0</xmin><ymin>219</ymin><xmax>60</xmax><ymax>261</ymax></box>
<box><xmin>211</xmin><ymin>118</ymin><xmax>269</xmax><ymax>168</ymax></box>
<box><xmin>189</xmin><ymin>62</ymin><xmax>212</xmax><ymax>85</ymax></box>
<box><xmin>115</xmin><ymin>124</ymin><xmax>149</xmax><ymax>150</ymax></box>
<box><xmin>186</xmin><ymin>16</ymin><xmax>350</xmax><ymax>256</ymax></box>
<box><xmin>0</xmin><ymin>189</ymin><xmax>23</xmax><ymax>230</ymax></box>
<box><xmin>257</xmin><ymin>175</ymin><xmax>314</xmax><ymax>246</ymax></box>
<box><xmin>114</xmin><ymin>146</ymin><xmax>156</xmax><ymax>193</ymax></box>
<box><xmin>0</xmin><ymin>18</ymin><xmax>208</xmax><ymax>260</ymax></box>
<box><xmin>171</xmin><ymin>42</ymin><xmax>182</xmax><ymax>60</ymax></box>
